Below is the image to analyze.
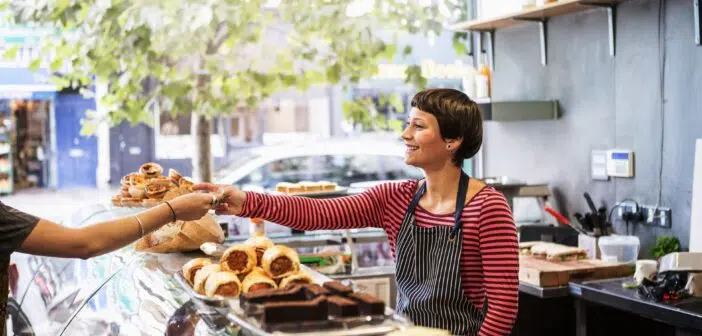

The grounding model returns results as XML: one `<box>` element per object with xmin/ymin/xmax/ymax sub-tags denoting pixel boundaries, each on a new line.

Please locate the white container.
<box><xmin>598</xmin><ymin>235</ymin><xmax>640</xmax><ymax>264</ymax></box>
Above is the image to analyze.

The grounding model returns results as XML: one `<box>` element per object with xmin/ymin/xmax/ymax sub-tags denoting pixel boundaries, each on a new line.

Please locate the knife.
<box><xmin>583</xmin><ymin>192</ymin><xmax>598</xmax><ymax>214</ymax></box>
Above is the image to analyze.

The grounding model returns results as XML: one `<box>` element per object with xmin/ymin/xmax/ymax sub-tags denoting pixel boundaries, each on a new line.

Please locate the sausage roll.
<box><xmin>220</xmin><ymin>244</ymin><xmax>257</xmax><ymax>275</ymax></box>
<box><xmin>245</xmin><ymin>236</ymin><xmax>274</xmax><ymax>266</ymax></box>
<box><xmin>204</xmin><ymin>271</ymin><xmax>242</xmax><ymax>297</ymax></box>
<box><xmin>242</xmin><ymin>267</ymin><xmax>278</xmax><ymax>293</ymax></box>
<box><xmin>193</xmin><ymin>264</ymin><xmax>221</xmax><ymax>295</ymax></box>
<box><xmin>182</xmin><ymin>258</ymin><xmax>213</xmax><ymax>285</ymax></box>
<box><xmin>278</xmin><ymin>271</ymin><xmax>313</xmax><ymax>288</ymax></box>
<box><xmin>262</xmin><ymin>245</ymin><xmax>300</xmax><ymax>279</ymax></box>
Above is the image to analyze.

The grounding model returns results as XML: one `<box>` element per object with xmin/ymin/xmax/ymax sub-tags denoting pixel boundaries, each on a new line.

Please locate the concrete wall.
<box><xmin>486</xmin><ymin>0</ymin><xmax>702</xmax><ymax>256</ymax></box>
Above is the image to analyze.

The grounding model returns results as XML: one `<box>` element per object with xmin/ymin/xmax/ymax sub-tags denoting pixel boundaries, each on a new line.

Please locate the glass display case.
<box><xmin>9</xmin><ymin>203</ymin><xmax>397</xmax><ymax>336</ymax></box>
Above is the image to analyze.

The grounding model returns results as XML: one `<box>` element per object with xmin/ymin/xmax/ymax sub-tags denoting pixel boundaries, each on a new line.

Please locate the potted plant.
<box><xmin>650</xmin><ymin>235</ymin><xmax>682</xmax><ymax>260</ymax></box>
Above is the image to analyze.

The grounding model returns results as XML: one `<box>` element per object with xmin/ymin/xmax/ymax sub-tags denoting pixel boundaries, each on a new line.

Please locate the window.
<box><xmin>236</xmin><ymin>156</ymin><xmax>315</xmax><ymax>189</ymax></box>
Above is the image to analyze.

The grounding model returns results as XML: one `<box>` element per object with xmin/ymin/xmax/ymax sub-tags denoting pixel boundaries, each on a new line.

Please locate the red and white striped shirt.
<box><xmin>240</xmin><ymin>179</ymin><xmax>519</xmax><ymax>336</ymax></box>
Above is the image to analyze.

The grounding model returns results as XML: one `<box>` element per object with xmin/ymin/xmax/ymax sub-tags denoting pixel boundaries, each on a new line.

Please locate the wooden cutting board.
<box><xmin>519</xmin><ymin>256</ymin><xmax>634</xmax><ymax>287</ymax></box>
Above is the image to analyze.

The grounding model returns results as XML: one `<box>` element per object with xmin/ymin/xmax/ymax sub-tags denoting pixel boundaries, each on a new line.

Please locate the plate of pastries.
<box><xmin>112</xmin><ymin>163</ymin><xmax>194</xmax><ymax>208</ymax></box>
<box><xmin>178</xmin><ymin>236</ymin><xmax>390</xmax><ymax>329</ymax></box>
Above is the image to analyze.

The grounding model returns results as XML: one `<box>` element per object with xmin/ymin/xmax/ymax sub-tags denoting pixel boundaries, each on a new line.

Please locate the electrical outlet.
<box><xmin>617</xmin><ymin>204</ymin><xmax>672</xmax><ymax>228</ymax></box>
<box><xmin>640</xmin><ymin>205</ymin><xmax>672</xmax><ymax>228</ymax></box>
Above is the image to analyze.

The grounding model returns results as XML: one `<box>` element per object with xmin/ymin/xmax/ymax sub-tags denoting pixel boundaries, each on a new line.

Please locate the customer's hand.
<box><xmin>167</xmin><ymin>192</ymin><xmax>217</xmax><ymax>221</ymax></box>
<box><xmin>192</xmin><ymin>183</ymin><xmax>246</xmax><ymax>215</ymax></box>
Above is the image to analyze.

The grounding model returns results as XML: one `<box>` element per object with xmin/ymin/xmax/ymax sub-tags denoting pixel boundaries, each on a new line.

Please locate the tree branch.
<box><xmin>206</xmin><ymin>22</ymin><xmax>229</xmax><ymax>54</ymax></box>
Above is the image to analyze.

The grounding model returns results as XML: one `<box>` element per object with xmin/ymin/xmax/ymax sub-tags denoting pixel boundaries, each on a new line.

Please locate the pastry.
<box><xmin>151</xmin><ymin>177</ymin><xmax>173</xmax><ymax>187</ymax></box>
<box><xmin>179</xmin><ymin>177</ymin><xmax>194</xmax><ymax>191</ymax></box>
<box><xmin>244</xmin><ymin>236</ymin><xmax>274</xmax><ymax>266</ymax></box>
<box><xmin>145</xmin><ymin>183</ymin><xmax>168</xmax><ymax>199</ymax></box>
<box><xmin>262</xmin><ymin>296</ymin><xmax>328</xmax><ymax>325</ymax></box>
<box><xmin>298</xmin><ymin>181</ymin><xmax>322</xmax><ymax>192</ymax></box>
<box><xmin>242</xmin><ymin>267</ymin><xmax>278</xmax><ymax>293</ymax></box>
<box><xmin>275</xmin><ymin>182</ymin><xmax>294</xmax><ymax>193</ymax></box>
<box><xmin>169</xmin><ymin>169</ymin><xmax>183</xmax><ymax>186</ymax></box>
<box><xmin>111</xmin><ymin>195</ymin><xmax>122</xmax><ymax>206</ymax></box>
<box><xmin>120</xmin><ymin>187</ymin><xmax>131</xmax><ymax>198</ymax></box>
<box><xmin>323</xmin><ymin>281</ymin><xmax>353</xmax><ymax>296</ymax></box>
<box><xmin>120</xmin><ymin>197</ymin><xmax>141</xmax><ymax>207</ymax></box>
<box><xmin>193</xmin><ymin>264</ymin><xmax>221</xmax><ymax>295</ymax></box>
<box><xmin>318</xmin><ymin>181</ymin><xmax>337</xmax><ymax>191</ymax></box>
<box><xmin>302</xmin><ymin>283</ymin><xmax>331</xmax><ymax>299</ymax></box>
<box><xmin>121</xmin><ymin>173</ymin><xmax>145</xmax><ymax>187</ymax></box>
<box><xmin>129</xmin><ymin>184</ymin><xmax>146</xmax><ymax>198</ymax></box>
<box><xmin>182</xmin><ymin>258</ymin><xmax>213</xmax><ymax>285</ymax></box>
<box><xmin>262</xmin><ymin>245</ymin><xmax>300</xmax><ymax>279</ymax></box>
<box><xmin>220</xmin><ymin>244</ymin><xmax>257</xmax><ymax>275</ymax></box>
<box><xmin>327</xmin><ymin>295</ymin><xmax>360</xmax><ymax>317</ymax></box>
<box><xmin>239</xmin><ymin>284</ymin><xmax>306</xmax><ymax>308</ymax></box>
<box><xmin>349</xmin><ymin>293</ymin><xmax>385</xmax><ymax>315</ymax></box>
<box><xmin>139</xmin><ymin>162</ymin><xmax>163</xmax><ymax>178</ymax></box>
<box><xmin>204</xmin><ymin>271</ymin><xmax>242</xmax><ymax>297</ymax></box>
<box><xmin>278</xmin><ymin>271</ymin><xmax>313</xmax><ymax>288</ymax></box>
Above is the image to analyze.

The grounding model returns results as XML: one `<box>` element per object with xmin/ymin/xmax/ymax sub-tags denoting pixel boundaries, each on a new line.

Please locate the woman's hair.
<box><xmin>410</xmin><ymin>88</ymin><xmax>483</xmax><ymax>167</ymax></box>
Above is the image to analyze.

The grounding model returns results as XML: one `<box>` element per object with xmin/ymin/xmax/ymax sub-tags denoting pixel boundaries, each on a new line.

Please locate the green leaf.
<box><xmin>2</xmin><ymin>45</ymin><xmax>20</xmax><ymax>60</ymax></box>
<box><xmin>28</xmin><ymin>58</ymin><xmax>42</xmax><ymax>71</ymax></box>
<box><xmin>389</xmin><ymin>93</ymin><xmax>404</xmax><ymax>113</ymax></box>
<box><xmin>402</xmin><ymin>45</ymin><xmax>413</xmax><ymax>56</ymax></box>
<box><xmin>452</xmin><ymin>32</ymin><xmax>469</xmax><ymax>55</ymax></box>
<box><xmin>325</xmin><ymin>63</ymin><xmax>342</xmax><ymax>83</ymax></box>
<box><xmin>80</xmin><ymin>120</ymin><xmax>98</xmax><ymax>136</ymax></box>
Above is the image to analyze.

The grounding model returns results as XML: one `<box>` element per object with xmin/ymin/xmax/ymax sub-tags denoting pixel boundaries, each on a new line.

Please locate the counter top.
<box><xmin>569</xmin><ymin>277</ymin><xmax>702</xmax><ymax>332</ymax></box>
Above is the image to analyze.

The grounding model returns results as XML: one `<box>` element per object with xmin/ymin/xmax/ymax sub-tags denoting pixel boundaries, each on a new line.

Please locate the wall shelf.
<box><xmin>477</xmin><ymin>100</ymin><xmax>560</xmax><ymax>121</ymax></box>
<box><xmin>450</xmin><ymin>0</ymin><xmax>624</xmax><ymax>66</ymax></box>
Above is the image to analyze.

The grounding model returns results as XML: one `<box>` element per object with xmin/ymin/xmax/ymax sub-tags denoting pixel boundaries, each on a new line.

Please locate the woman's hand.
<box><xmin>167</xmin><ymin>192</ymin><xmax>217</xmax><ymax>221</ymax></box>
<box><xmin>192</xmin><ymin>183</ymin><xmax>246</xmax><ymax>215</ymax></box>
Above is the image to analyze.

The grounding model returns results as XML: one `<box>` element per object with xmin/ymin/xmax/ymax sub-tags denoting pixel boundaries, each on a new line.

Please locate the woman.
<box><xmin>196</xmin><ymin>88</ymin><xmax>519</xmax><ymax>336</ymax></box>
<box><xmin>0</xmin><ymin>191</ymin><xmax>218</xmax><ymax>336</ymax></box>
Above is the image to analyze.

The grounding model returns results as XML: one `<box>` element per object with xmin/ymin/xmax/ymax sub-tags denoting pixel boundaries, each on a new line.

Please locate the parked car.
<box><xmin>214</xmin><ymin>138</ymin><xmax>424</xmax><ymax>191</ymax></box>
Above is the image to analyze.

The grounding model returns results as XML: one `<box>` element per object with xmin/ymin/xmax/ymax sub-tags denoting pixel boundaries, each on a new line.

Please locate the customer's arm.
<box><xmin>1</xmin><ymin>192</ymin><xmax>215</xmax><ymax>259</ymax></box>
<box><xmin>194</xmin><ymin>183</ymin><xmax>393</xmax><ymax>231</ymax></box>
<box><xmin>477</xmin><ymin>190</ymin><xmax>520</xmax><ymax>336</ymax></box>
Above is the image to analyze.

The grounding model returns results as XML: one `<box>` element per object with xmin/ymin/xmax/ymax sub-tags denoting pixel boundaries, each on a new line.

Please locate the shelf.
<box><xmin>477</xmin><ymin>100</ymin><xmax>560</xmax><ymax>121</ymax></box>
<box><xmin>450</xmin><ymin>0</ymin><xmax>623</xmax><ymax>66</ymax></box>
<box><xmin>450</xmin><ymin>0</ymin><xmax>623</xmax><ymax>31</ymax></box>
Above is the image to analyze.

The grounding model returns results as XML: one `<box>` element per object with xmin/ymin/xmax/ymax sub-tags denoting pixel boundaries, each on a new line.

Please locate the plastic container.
<box><xmin>598</xmin><ymin>235</ymin><xmax>640</xmax><ymax>264</ymax></box>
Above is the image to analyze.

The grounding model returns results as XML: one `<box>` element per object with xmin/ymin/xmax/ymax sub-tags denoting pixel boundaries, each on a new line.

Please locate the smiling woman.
<box><xmin>195</xmin><ymin>88</ymin><xmax>519</xmax><ymax>336</ymax></box>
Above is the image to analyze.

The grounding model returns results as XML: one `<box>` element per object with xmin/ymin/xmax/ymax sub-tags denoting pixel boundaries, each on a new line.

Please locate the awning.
<box><xmin>0</xmin><ymin>67</ymin><xmax>57</xmax><ymax>99</ymax></box>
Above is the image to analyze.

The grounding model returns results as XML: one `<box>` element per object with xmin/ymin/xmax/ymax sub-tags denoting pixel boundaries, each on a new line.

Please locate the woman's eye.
<box><xmin>414</xmin><ymin>123</ymin><xmax>424</xmax><ymax>129</ymax></box>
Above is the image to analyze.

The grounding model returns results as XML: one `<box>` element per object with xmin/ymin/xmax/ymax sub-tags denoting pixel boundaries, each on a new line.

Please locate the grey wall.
<box><xmin>486</xmin><ymin>0</ymin><xmax>702</xmax><ymax>256</ymax></box>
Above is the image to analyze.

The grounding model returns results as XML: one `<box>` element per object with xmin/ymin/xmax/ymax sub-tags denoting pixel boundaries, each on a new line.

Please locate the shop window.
<box><xmin>237</xmin><ymin>156</ymin><xmax>315</xmax><ymax>189</ymax></box>
<box><xmin>158</xmin><ymin>112</ymin><xmax>220</xmax><ymax>135</ymax></box>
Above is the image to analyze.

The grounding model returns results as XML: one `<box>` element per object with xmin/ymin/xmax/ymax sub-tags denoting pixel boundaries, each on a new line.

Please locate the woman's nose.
<box><xmin>401</xmin><ymin>126</ymin><xmax>411</xmax><ymax>140</ymax></box>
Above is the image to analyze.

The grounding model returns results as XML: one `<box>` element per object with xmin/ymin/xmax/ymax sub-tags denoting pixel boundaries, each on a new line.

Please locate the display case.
<box><xmin>10</xmin><ymin>203</ymin><xmax>399</xmax><ymax>336</ymax></box>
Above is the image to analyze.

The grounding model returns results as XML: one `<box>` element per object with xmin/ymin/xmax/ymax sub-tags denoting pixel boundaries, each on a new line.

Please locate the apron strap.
<box><xmin>450</xmin><ymin>173</ymin><xmax>487</xmax><ymax>241</ymax></box>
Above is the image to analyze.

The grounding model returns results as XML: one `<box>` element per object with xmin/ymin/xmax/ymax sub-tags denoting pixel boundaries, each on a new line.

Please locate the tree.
<box><xmin>1</xmin><ymin>0</ymin><xmax>469</xmax><ymax>182</ymax></box>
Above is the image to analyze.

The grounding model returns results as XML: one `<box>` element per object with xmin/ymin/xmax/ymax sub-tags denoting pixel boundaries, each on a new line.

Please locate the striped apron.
<box><xmin>395</xmin><ymin>172</ymin><xmax>485</xmax><ymax>336</ymax></box>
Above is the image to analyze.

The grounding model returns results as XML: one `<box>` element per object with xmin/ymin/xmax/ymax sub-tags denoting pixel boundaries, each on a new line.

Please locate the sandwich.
<box><xmin>530</xmin><ymin>243</ymin><xmax>588</xmax><ymax>261</ymax></box>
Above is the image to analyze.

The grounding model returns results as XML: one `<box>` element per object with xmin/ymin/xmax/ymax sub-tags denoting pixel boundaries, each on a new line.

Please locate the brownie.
<box><xmin>262</xmin><ymin>296</ymin><xmax>328</xmax><ymax>325</ymax></box>
<box><xmin>327</xmin><ymin>295</ymin><xmax>359</xmax><ymax>317</ymax></box>
<box><xmin>349</xmin><ymin>293</ymin><xmax>385</xmax><ymax>316</ymax></box>
<box><xmin>302</xmin><ymin>283</ymin><xmax>331</xmax><ymax>299</ymax></box>
<box><xmin>323</xmin><ymin>281</ymin><xmax>353</xmax><ymax>296</ymax></box>
<box><xmin>240</xmin><ymin>284</ymin><xmax>306</xmax><ymax>309</ymax></box>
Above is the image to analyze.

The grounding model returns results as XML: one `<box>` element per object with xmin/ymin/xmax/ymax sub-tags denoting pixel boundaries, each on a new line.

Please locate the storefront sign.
<box><xmin>373</xmin><ymin>59</ymin><xmax>476</xmax><ymax>80</ymax></box>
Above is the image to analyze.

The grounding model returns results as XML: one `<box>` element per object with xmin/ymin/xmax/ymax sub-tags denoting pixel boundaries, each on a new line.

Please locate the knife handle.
<box><xmin>583</xmin><ymin>192</ymin><xmax>598</xmax><ymax>213</ymax></box>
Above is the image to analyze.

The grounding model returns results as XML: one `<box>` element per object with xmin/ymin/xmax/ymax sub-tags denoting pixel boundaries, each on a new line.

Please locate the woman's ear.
<box><xmin>446</xmin><ymin>138</ymin><xmax>463</xmax><ymax>151</ymax></box>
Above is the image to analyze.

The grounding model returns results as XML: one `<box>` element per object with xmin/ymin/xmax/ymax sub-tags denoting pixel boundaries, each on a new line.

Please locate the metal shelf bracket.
<box><xmin>578</xmin><ymin>1</ymin><xmax>617</xmax><ymax>56</ymax></box>
<box><xmin>514</xmin><ymin>18</ymin><xmax>548</xmax><ymax>66</ymax></box>
<box><xmin>695</xmin><ymin>0</ymin><xmax>702</xmax><ymax>45</ymax></box>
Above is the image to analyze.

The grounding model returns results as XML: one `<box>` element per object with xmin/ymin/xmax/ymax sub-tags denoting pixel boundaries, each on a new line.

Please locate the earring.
<box><xmin>447</xmin><ymin>145</ymin><xmax>451</xmax><ymax>150</ymax></box>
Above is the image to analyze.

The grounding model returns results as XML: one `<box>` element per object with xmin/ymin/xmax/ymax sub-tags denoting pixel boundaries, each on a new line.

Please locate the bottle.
<box><xmin>475</xmin><ymin>54</ymin><xmax>491</xmax><ymax>99</ymax></box>
<box><xmin>249</xmin><ymin>217</ymin><xmax>265</xmax><ymax>237</ymax></box>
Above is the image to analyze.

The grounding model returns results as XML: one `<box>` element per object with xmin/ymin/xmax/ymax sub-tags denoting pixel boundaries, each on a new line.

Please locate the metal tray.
<box><xmin>173</xmin><ymin>268</ymin><xmax>411</xmax><ymax>335</ymax></box>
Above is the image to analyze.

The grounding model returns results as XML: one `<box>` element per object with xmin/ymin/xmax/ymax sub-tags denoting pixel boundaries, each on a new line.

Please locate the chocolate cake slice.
<box><xmin>349</xmin><ymin>293</ymin><xmax>385</xmax><ymax>316</ymax></box>
<box><xmin>302</xmin><ymin>283</ymin><xmax>331</xmax><ymax>299</ymax></box>
<box><xmin>262</xmin><ymin>295</ymin><xmax>328</xmax><ymax>325</ymax></box>
<box><xmin>327</xmin><ymin>295</ymin><xmax>360</xmax><ymax>317</ymax></box>
<box><xmin>323</xmin><ymin>281</ymin><xmax>353</xmax><ymax>296</ymax></box>
<box><xmin>239</xmin><ymin>284</ymin><xmax>306</xmax><ymax>309</ymax></box>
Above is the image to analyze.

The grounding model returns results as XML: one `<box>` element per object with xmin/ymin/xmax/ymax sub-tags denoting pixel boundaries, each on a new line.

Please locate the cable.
<box><xmin>656</xmin><ymin>0</ymin><xmax>666</xmax><ymax>209</ymax></box>
<box><xmin>607</xmin><ymin>199</ymin><xmax>640</xmax><ymax>234</ymax></box>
